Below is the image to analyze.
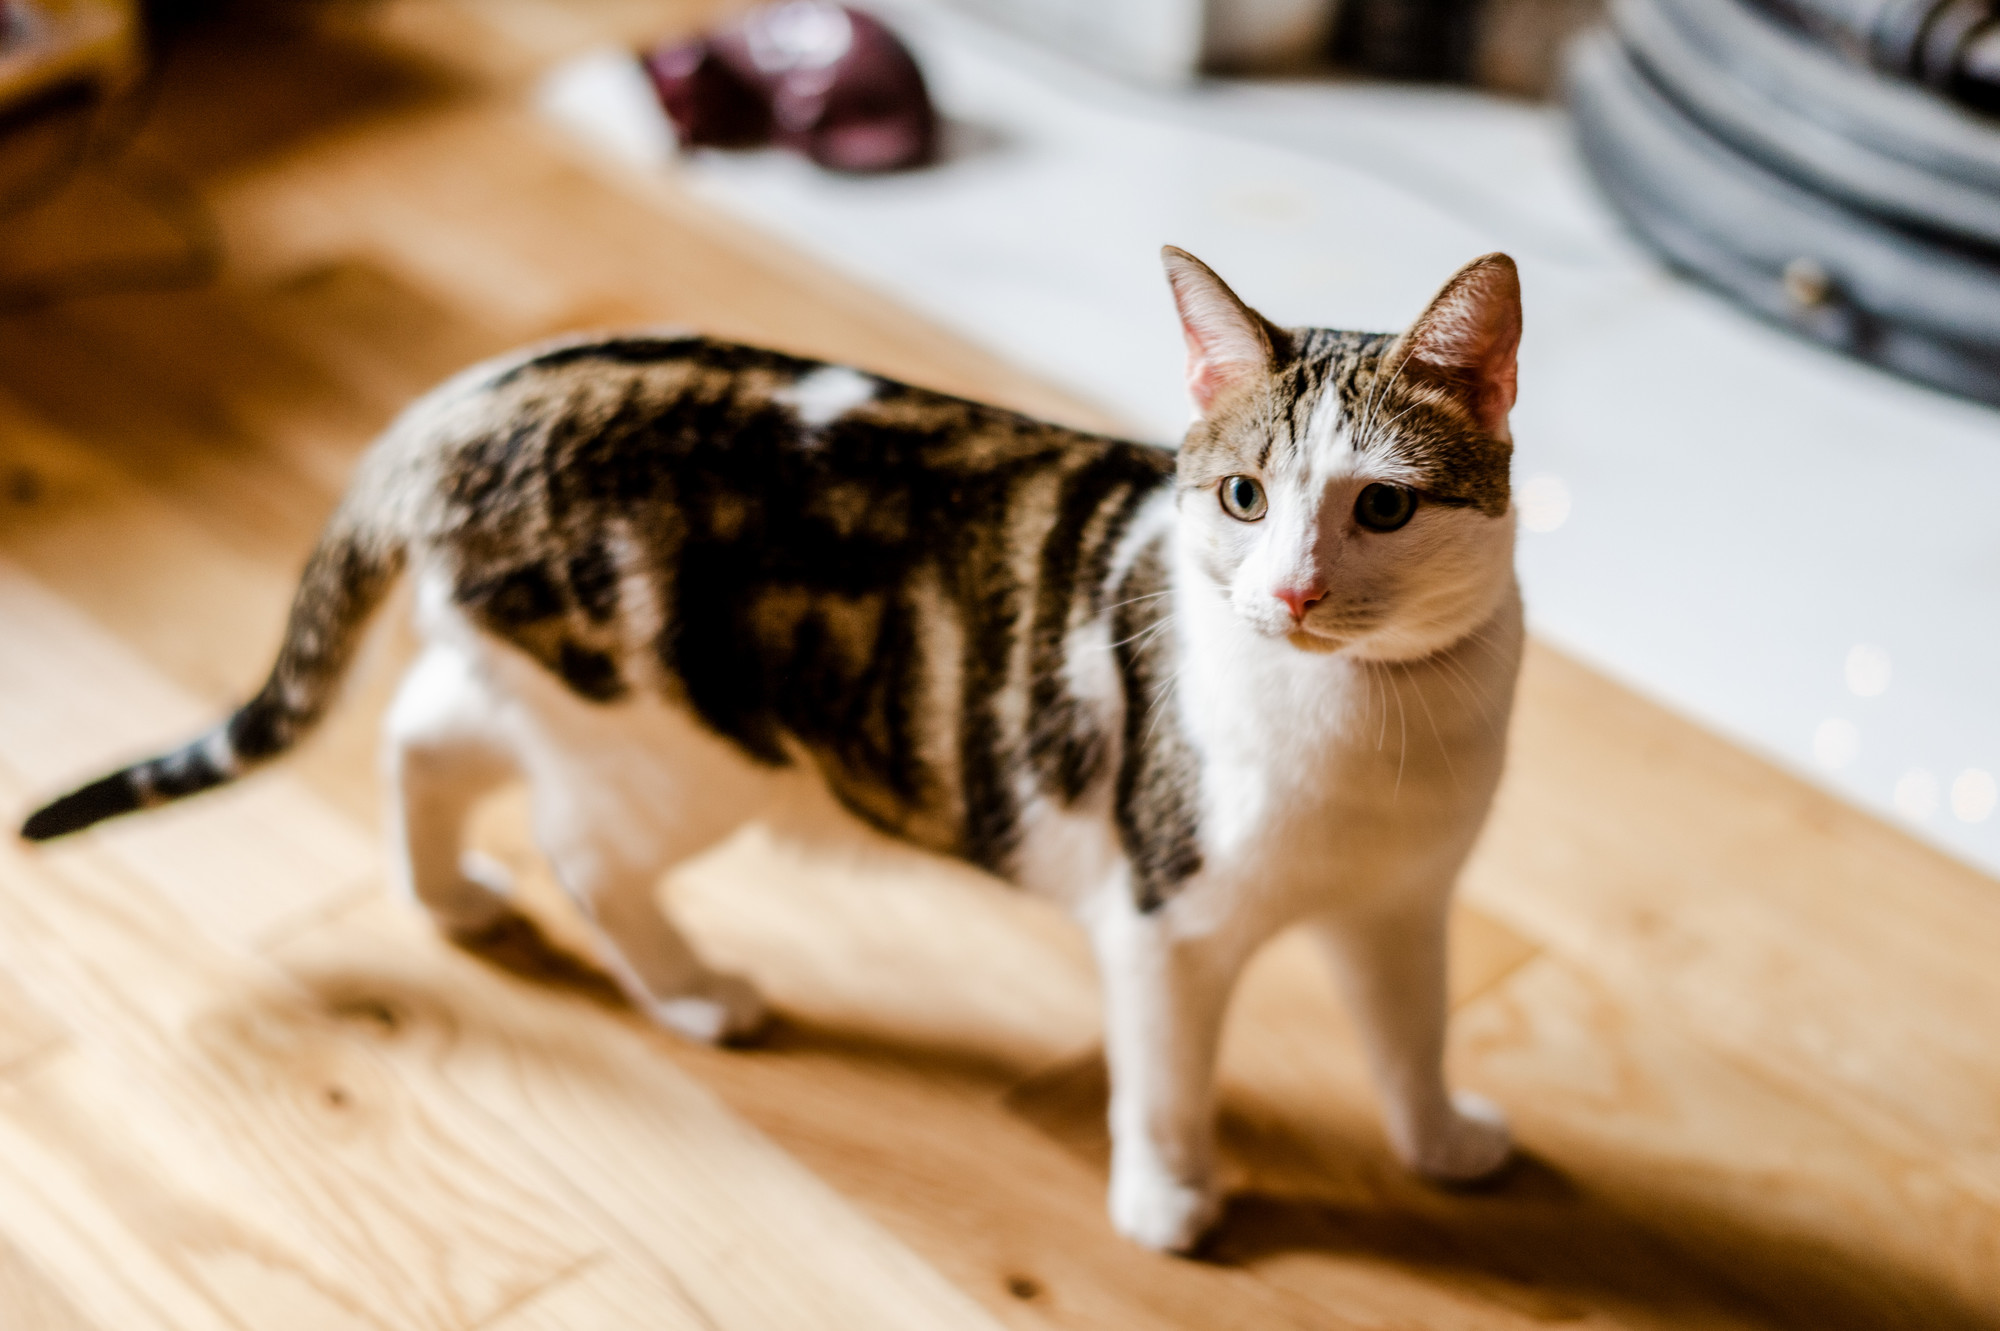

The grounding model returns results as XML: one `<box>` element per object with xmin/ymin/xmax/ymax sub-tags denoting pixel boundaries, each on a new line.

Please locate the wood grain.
<box><xmin>0</xmin><ymin>556</ymin><xmax>375</xmax><ymax>947</ymax></box>
<box><xmin>484</xmin><ymin>1258</ymin><xmax>711</xmax><ymax>1331</ymax></box>
<box><xmin>279</xmin><ymin>899</ymin><xmax>1012</xmax><ymax>1331</ymax></box>
<box><xmin>1474</xmin><ymin>648</ymin><xmax>2000</xmax><ymax>1200</ymax></box>
<box><xmin>0</xmin><ymin>786</ymin><xmax>594</xmax><ymax>1328</ymax></box>
<box><xmin>0</xmin><ymin>2</ymin><xmax>1996</xmax><ymax>1326</ymax></box>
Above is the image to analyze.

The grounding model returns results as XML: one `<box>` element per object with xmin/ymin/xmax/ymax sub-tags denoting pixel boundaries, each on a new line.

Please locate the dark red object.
<box><xmin>642</xmin><ymin>3</ymin><xmax>937</xmax><ymax>173</ymax></box>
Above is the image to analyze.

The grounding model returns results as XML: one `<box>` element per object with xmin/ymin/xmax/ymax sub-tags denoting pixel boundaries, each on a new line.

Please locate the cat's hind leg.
<box><xmin>384</xmin><ymin>644</ymin><xmax>522</xmax><ymax>939</ymax></box>
<box><xmin>547</xmin><ymin>834</ymin><xmax>766</xmax><ymax>1044</ymax></box>
<box><xmin>1312</xmin><ymin>893</ymin><xmax>1513</xmax><ymax>1183</ymax></box>
<box><xmin>520</xmin><ymin>698</ymin><xmax>768</xmax><ymax>1045</ymax></box>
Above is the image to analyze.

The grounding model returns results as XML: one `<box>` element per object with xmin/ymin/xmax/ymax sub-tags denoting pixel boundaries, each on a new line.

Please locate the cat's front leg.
<box><xmin>1089</xmin><ymin>899</ymin><xmax>1246</xmax><ymax>1252</ymax></box>
<box><xmin>1312</xmin><ymin>895</ymin><xmax>1512</xmax><ymax>1183</ymax></box>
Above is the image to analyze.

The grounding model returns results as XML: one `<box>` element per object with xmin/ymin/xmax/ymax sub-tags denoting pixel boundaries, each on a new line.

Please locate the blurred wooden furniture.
<box><xmin>1</xmin><ymin>3</ymin><xmax>1997</xmax><ymax>1327</ymax></box>
<box><xmin>0</xmin><ymin>0</ymin><xmax>138</xmax><ymax>109</ymax></box>
<box><xmin>0</xmin><ymin>0</ymin><xmax>140</xmax><ymax>206</ymax></box>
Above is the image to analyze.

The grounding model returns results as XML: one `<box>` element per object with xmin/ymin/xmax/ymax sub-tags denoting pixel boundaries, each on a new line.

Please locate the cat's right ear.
<box><xmin>1390</xmin><ymin>252</ymin><xmax>1522</xmax><ymax>440</ymax></box>
<box><xmin>1162</xmin><ymin>246</ymin><xmax>1276</xmax><ymax>417</ymax></box>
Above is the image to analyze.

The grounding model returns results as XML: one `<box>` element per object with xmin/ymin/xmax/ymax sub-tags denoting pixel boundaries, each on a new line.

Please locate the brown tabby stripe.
<box><xmin>1179</xmin><ymin>326</ymin><xmax>1506</xmax><ymax>517</ymax></box>
<box><xmin>1109</xmin><ymin>536</ymin><xmax>1203</xmax><ymax>912</ymax></box>
<box><xmin>1025</xmin><ymin>452</ymin><xmax>1158</xmax><ymax>802</ymax></box>
<box><xmin>443</xmin><ymin>338</ymin><xmax>1187</xmax><ymax>886</ymax></box>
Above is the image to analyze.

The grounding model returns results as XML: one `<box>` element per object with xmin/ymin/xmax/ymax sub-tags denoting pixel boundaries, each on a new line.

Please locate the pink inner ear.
<box><xmin>1405</xmin><ymin>257</ymin><xmax>1521</xmax><ymax>437</ymax></box>
<box><xmin>1174</xmin><ymin>301</ymin><xmax>1267</xmax><ymax>414</ymax></box>
<box><xmin>1184</xmin><ymin>341</ymin><xmax>1252</xmax><ymax>414</ymax></box>
<box><xmin>1164</xmin><ymin>249</ymin><xmax>1271</xmax><ymax>416</ymax></box>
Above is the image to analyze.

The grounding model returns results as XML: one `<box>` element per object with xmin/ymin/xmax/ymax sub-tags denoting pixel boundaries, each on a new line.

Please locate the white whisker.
<box><xmin>1427</xmin><ymin>652</ymin><xmax>1506</xmax><ymax>746</ymax></box>
<box><xmin>1105</xmin><ymin>614</ymin><xmax>1177</xmax><ymax>652</ymax></box>
<box><xmin>1384</xmin><ymin>662</ymin><xmax>1409</xmax><ymax>800</ymax></box>
<box><xmin>1357</xmin><ymin>346</ymin><xmax>1415</xmax><ymax>455</ymax></box>
<box><xmin>1363</xmin><ymin>396</ymin><xmax>1426</xmax><ymax>457</ymax></box>
<box><xmin>1367</xmin><ymin>659</ymin><xmax>1389</xmax><ymax>752</ymax></box>
<box><xmin>1407</xmin><ymin>667</ymin><xmax>1463</xmax><ymax>794</ymax></box>
<box><xmin>1099</xmin><ymin>588</ymin><xmax>1174</xmax><ymax>614</ymax></box>
<box><xmin>1141</xmin><ymin>660</ymin><xmax>1190</xmax><ymax>750</ymax></box>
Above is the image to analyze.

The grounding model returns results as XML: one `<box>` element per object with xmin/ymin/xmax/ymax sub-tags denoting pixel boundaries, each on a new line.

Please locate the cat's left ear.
<box><xmin>1162</xmin><ymin>246</ymin><xmax>1283</xmax><ymax>417</ymax></box>
<box><xmin>1391</xmin><ymin>252</ymin><xmax>1521</xmax><ymax>439</ymax></box>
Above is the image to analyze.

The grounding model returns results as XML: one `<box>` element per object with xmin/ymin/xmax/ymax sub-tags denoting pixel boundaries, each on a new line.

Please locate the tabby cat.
<box><xmin>22</xmin><ymin>247</ymin><xmax>1524</xmax><ymax>1251</ymax></box>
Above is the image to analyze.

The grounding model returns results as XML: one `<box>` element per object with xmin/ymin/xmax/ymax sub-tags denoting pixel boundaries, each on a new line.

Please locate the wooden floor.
<box><xmin>3</xmin><ymin>4</ymin><xmax>1999</xmax><ymax>1326</ymax></box>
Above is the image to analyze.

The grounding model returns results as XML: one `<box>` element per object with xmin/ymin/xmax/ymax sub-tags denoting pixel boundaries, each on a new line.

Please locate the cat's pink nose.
<box><xmin>1275</xmin><ymin>587</ymin><xmax>1324</xmax><ymax>624</ymax></box>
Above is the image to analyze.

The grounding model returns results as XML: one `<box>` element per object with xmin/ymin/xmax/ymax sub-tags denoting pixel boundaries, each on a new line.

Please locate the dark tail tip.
<box><xmin>19</xmin><ymin>773</ymin><xmax>143</xmax><ymax>842</ymax></box>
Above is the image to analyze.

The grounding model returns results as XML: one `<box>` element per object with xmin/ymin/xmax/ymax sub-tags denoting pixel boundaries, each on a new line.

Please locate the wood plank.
<box><xmin>0</xmin><ymin>1211</ymin><xmax>106</xmax><ymax>1331</ymax></box>
<box><xmin>533</xmin><ymin>818</ymin><xmax>1990</xmax><ymax>1329</ymax></box>
<box><xmin>655</xmin><ymin>886</ymin><xmax>1764</xmax><ymax>1330</ymax></box>
<box><xmin>0</xmin><ymin>373</ymin><xmax>417</xmax><ymax>836</ymax></box>
<box><xmin>0</xmin><ymin>387</ymin><xmax>290</xmax><ymax>709</ymax></box>
<box><xmin>471</xmin><ymin>791</ymin><xmax>1539</xmax><ymax>1097</ymax></box>
<box><xmin>1458</xmin><ymin>957</ymin><xmax>2000</xmax><ymax>1328</ymax></box>
<box><xmin>0</xmin><ymin>1049</ymin><xmax>380</xmax><ymax>1331</ymax></box>
<box><xmin>0</xmin><ymin>1073</ymin><xmax>237</xmax><ymax>1331</ymax></box>
<box><xmin>0</xmin><ymin>556</ymin><xmax>375</xmax><ymax>948</ymax></box>
<box><xmin>0</xmin><ymin>561</ymin><xmax>607</xmax><ymax>1330</ymax></box>
<box><xmin>0</xmin><ymin>830</ymin><xmax>596</xmax><ymax>1330</ymax></box>
<box><xmin>1213</xmin><ymin>930</ymin><xmax>2000</xmax><ymax>1329</ymax></box>
<box><xmin>202</xmin><ymin>105</ymin><xmax>1130</xmax><ymax>436</ymax></box>
<box><xmin>1468</xmin><ymin>646</ymin><xmax>2000</xmax><ymax>1199</ymax></box>
<box><xmin>274</xmin><ymin>897</ymin><xmax>1012</xmax><ymax>1331</ymax></box>
<box><xmin>0</xmin><ymin>963</ymin><xmax>69</xmax><ymax>1081</ymax></box>
<box><xmin>483</xmin><ymin>1258</ymin><xmax>710</xmax><ymax>1331</ymax></box>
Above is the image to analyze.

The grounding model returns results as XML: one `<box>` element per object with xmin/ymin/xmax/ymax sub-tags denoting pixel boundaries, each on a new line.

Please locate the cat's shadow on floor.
<box><xmin>447</xmin><ymin>909</ymin><xmax>627</xmax><ymax>1009</ymax></box>
<box><xmin>437</xmin><ymin>918</ymin><xmax>1983</xmax><ymax>1329</ymax></box>
<box><xmin>1000</xmin><ymin>1052</ymin><xmax>1988</xmax><ymax>1329</ymax></box>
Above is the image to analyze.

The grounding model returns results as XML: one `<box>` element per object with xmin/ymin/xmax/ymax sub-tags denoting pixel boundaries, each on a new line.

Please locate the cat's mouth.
<box><xmin>1286</xmin><ymin>628</ymin><xmax>1350</xmax><ymax>655</ymax></box>
<box><xmin>1288</xmin><ymin>610</ymin><xmax>1381</xmax><ymax>655</ymax></box>
<box><xmin>1227</xmin><ymin>590</ymin><xmax>1372</xmax><ymax>653</ymax></box>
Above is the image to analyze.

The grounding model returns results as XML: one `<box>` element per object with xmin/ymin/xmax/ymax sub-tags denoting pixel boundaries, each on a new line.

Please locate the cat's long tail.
<box><xmin>19</xmin><ymin>503</ymin><xmax>407</xmax><ymax>841</ymax></box>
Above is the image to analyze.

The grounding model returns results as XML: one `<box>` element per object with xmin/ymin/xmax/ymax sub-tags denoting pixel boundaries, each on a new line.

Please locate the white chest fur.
<box><xmin>1169</xmin><ymin>531</ymin><xmax>1524</xmax><ymax>930</ymax></box>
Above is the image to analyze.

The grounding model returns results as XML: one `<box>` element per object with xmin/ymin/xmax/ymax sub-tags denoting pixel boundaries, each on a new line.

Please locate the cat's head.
<box><xmin>1165</xmin><ymin>247</ymin><xmax>1520</xmax><ymax>662</ymax></box>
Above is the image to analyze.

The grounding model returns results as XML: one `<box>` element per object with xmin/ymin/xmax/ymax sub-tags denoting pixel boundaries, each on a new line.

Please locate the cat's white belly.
<box><xmin>423</xmin><ymin>590</ymin><xmax>1127</xmax><ymax>914</ymax></box>
<box><xmin>412</xmin><ymin>579</ymin><xmax>798</xmax><ymax>869</ymax></box>
<box><xmin>487</xmin><ymin>659</ymin><xmax>1132</xmax><ymax>918</ymax></box>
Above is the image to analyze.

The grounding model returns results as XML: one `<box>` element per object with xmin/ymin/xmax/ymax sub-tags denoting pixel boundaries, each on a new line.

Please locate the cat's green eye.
<box><xmin>1219</xmin><ymin>475</ymin><xmax>1267</xmax><ymax>522</ymax></box>
<box><xmin>1354</xmin><ymin>482</ymin><xmax>1417</xmax><ymax>533</ymax></box>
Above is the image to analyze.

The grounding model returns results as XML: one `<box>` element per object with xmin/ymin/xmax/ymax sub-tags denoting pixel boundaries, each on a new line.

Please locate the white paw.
<box><xmin>1109</xmin><ymin>1163</ymin><xmax>1221</xmax><ymax>1253</ymax></box>
<box><xmin>1404</xmin><ymin>1091</ymin><xmax>1514</xmax><ymax>1184</ymax></box>
<box><xmin>643</xmin><ymin>973</ymin><xmax>768</xmax><ymax>1045</ymax></box>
